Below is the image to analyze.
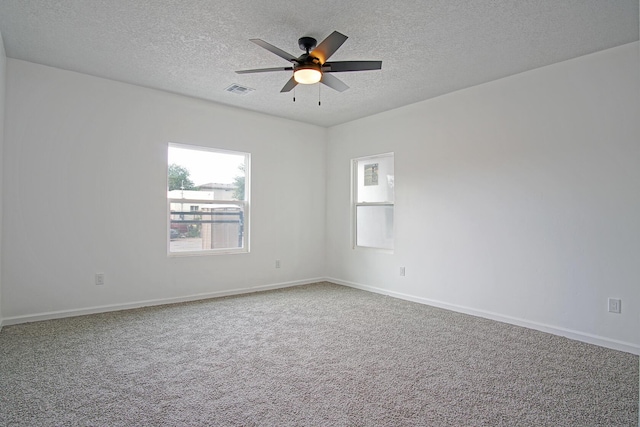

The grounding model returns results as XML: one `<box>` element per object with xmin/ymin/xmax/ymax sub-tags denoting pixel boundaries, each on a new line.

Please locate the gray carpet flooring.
<box><xmin>0</xmin><ymin>282</ymin><xmax>638</xmax><ymax>426</ymax></box>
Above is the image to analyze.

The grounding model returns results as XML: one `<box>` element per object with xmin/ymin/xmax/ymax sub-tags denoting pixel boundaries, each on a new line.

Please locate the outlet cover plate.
<box><xmin>95</xmin><ymin>273</ymin><xmax>105</xmax><ymax>286</ymax></box>
<box><xmin>608</xmin><ymin>298</ymin><xmax>621</xmax><ymax>313</ymax></box>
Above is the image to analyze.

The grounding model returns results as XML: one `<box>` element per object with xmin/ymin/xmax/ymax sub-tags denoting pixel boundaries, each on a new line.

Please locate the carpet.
<box><xmin>0</xmin><ymin>282</ymin><xmax>637</xmax><ymax>426</ymax></box>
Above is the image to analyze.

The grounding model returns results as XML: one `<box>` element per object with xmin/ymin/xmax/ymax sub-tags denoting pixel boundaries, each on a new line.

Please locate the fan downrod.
<box><xmin>298</xmin><ymin>37</ymin><xmax>317</xmax><ymax>53</ymax></box>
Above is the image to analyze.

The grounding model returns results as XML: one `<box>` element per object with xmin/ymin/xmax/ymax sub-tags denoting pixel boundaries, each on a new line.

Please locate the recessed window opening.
<box><xmin>168</xmin><ymin>143</ymin><xmax>250</xmax><ymax>255</ymax></box>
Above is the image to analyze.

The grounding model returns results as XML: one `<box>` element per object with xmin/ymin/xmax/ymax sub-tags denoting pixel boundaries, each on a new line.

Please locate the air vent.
<box><xmin>225</xmin><ymin>84</ymin><xmax>255</xmax><ymax>95</ymax></box>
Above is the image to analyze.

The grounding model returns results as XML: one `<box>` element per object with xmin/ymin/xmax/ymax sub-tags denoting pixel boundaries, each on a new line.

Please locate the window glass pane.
<box><xmin>356</xmin><ymin>205</ymin><xmax>394</xmax><ymax>250</ymax></box>
<box><xmin>170</xmin><ymin>205</ymin><xmax>245</xmax><ymax>252</ymax></box>
<box><xmin>168</xmin><ymin>145</ymin><xmax>246</xmax><ymax>200</ymax></box>
<box><xmin>356</xmin><ymin>155</ymin><xmax>394</xmax><ymax>203</ymax></box>
<box><xmin>168</xmin><ymin>144</ymin><xmax>249</xmax><ymax>254</ymax></box>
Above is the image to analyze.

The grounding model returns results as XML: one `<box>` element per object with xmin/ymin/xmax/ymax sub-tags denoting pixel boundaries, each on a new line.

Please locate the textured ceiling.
<box><xmin>0</xmin><ymin>1</ymin><xmax>638</xmax><ymax>127</ymax></box>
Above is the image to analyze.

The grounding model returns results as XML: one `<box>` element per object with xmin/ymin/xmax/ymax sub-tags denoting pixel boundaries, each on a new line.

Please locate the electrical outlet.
<box><xmin>275</xmin><ymin>260</ymin><xmax>281</xmax><ymax>269</ymax></box>
<box><xmin>608</xmin><ymin>298</ymin><xmax>621</xmax><ymax>314</ymax></box>
<box><xmin>399</xmin><ymin>267</ymin><xmax>406</xmax><ymax>276</ymax></box>
<box><xmin>95</xmin><ymin>273</ymin><xmax>105</xmax><ymax>286</ymax></box>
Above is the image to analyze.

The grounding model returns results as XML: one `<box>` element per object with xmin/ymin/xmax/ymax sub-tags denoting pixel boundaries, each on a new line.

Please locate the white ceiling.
<box><xmin>0</xmin><ymin>1</ymin><xmax>638</xmax><ymax>127</ymax></box>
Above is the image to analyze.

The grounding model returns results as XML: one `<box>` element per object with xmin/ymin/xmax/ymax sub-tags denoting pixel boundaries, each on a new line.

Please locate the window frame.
<box><xmin>167</xmin><ymin>143</ymin><xmax>250</xmax><ymax>257</ymax></box>
<box><xmin>351</xmin><ymin>152</ymin><xmax>395</xmax><ymax>253</ymax></box>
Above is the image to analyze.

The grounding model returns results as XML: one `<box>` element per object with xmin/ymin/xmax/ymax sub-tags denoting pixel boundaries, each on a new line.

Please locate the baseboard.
<box><xmin>327</xmin><ymin>277</ymin><xmax>640</xmax><ymax>356</ymax></box>
<box><xmin>0</xmin><ymin>277</ymin><xmax>325</xmax><ymax>327</ymax></box>
<box><xmin>4</xmin><ymin>277</ymin><xmax>639</xmax><ymax>356</ymax></box>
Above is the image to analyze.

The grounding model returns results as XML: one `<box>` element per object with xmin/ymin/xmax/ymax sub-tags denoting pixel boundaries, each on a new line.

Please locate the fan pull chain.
<box><xmin>293</xmin><ymin>87</ymin><xmax>296</xmax><ymax>103</ymax></box>
<box><xmin>318</xmin><ymin>83</ymin><xmax>321</xmax><ymax>106</ymax></box>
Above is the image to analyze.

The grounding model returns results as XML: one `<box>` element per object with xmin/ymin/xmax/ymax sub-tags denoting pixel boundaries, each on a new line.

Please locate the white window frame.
<box><xmin>167</xmin><ymin>143</ymin><xmax>250</xmax><ymax>256</ymax></box>
<box><xmin>352</xmin><ymin>152</ymin><xmax>395</xmax><ymax>253</ymax></box>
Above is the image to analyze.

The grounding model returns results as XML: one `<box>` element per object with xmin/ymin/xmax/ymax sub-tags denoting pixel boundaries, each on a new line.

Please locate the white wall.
<box><xmin>2</xmin><ymin>59</ymin><xmax>326</xmax><ymax>321</ymax></box>
<box><xmin>326</xmin><ymin>42</ymin><xmax>640</xmax><ymax>354</ymax></box>
<box><xmin>0</xmin><ymin>32</ymin><xmax>6</xmax><ymax>327</ymax></box>
<box><xmin>1</xmin><ymin>42</ymin><xmax>638</xmax><ymax>357</ymax></box>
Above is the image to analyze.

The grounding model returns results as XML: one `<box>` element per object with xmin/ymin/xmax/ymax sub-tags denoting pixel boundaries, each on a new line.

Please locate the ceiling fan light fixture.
<box><xmin>237</xmin><ymin>31</ymin><xmax>381</xmax><ymax>93</ymax></box>
<box><xmin>294</xmin><ymin>65</ymin><xmax>322</xmax><ymax>84</ymax></box>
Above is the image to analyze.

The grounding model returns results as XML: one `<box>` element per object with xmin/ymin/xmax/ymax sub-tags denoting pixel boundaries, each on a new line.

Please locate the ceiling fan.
<box><xmin>236</xmin><ymin>31</ymin><xmax>382</xmax><ymax>93</ymax></box>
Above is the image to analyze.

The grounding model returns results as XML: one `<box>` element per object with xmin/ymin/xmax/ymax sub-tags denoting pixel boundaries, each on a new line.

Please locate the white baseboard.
<box><xmin>3</xmin><ymin>277</ymin><xmax>638</xmax><ymax>357</ymax></box>
<box><xmin>0</xmin><ymin>277</ymin><xmax>325</xmax><ymax>327</ymax></box>
<box><xmin>327</xmin><ymin>277</ymin><xmax>640</xmax><ymax>356</ymax></box>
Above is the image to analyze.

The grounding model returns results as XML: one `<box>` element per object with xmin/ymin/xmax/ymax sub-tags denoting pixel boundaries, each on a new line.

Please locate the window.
<box><xmin>168</xmin><ymin>143</ymin><xmax>250</xmax><ymax>255</ymax></box>
<box><xmin>353</xmin><ymin>153</ymin><xmax>394</xmax><ymax>251</ymax></box>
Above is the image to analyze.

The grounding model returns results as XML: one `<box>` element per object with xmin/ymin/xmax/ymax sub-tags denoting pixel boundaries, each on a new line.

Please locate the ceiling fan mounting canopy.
<box><xmin>298</xmin><ymin>36</ymin><xmax>317</xmax><ymax>53</ymax></box>
<box><xmin>236</xmin><ymin>31</ymin><xmax>382</xmax><ymax>93</ymax></box>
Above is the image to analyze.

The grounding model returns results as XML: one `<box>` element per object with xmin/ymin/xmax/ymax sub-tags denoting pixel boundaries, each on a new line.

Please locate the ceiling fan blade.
<box><xmin>236</xmin><ymin>67</ymin><xmax>293</xmax><ymax>74</ymax></box>
<box><xmin>321</xmin><ymin>73</ymin><xmax>349</xmax><ymax>92</ymax></box>
<box><xmin>280</xmin><ymin>76</ymin><xmax>298</xmax><ymax>93</ymax></box>
<box><xmin>250</xmin><ymin>39</ymin><xmax>298</xmax><ymax>62</ymax></box>
<box><xmin>324</xmin><ymin>61</ymin><xmax>382</xmax><ymax>72</ymax></box>
<box><xmin>311</xmin><ymin>31</ymin><xmax>348</xmax><ymax>64</ymax></box>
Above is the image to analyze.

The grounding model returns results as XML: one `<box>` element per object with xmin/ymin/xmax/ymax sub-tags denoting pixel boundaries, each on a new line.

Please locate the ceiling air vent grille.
<box><xmin>225</xmin><ymin>84</ymin><xmax>255</xmax><ymax>95</ymax></box>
